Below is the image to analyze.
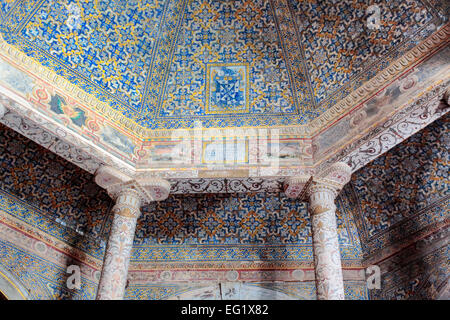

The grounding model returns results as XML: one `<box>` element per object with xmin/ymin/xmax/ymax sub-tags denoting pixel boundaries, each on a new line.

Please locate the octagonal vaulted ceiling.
<box><xmin>0</xmin><ymin>0</ymin><xmax>448</xmax><ymax>177</ymax></box>
<box><xmin>0</xmin><ymin>0</ymin><xmax>444</xmax><ymax>130</ymax></box>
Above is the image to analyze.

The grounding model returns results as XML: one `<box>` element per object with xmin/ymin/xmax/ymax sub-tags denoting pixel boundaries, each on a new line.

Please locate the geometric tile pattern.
<box><xmin>0</xmin><ymin>123</ymin><xmax>113</xmax><ymax>239</ymax></box>
<box><xmin>2</xmin><ymin>0</ymin><xmax>175</xmax><ymax>120</ymax></box>
<box><xmin>0</xmin><ymin>0</ymin><xmax>442</xmax><ymax>129</ymax></box>
<box><xmin>0</xmin><ymin>239</ymin><xmax>98</xmax><ymax>300</ymax></box>
<box><xmin>133</xmin><ymin>191</ymin><xmax>363</xmax><ymax>262</ymax></box>
<box><xmin>348</xmin><ymin>114</ymin><xmax>449</xmax><ymax>254</ymax></box>
<box><xmin>288</xmin><ymin>0</ymin><xmax>437</xmax><ymax>105</ymax></box>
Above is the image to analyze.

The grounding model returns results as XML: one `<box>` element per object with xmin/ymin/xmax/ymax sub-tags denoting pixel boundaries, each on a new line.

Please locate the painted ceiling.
<box><xmin>346</xmin><ymin>114</ymin><xmax>449</xmax><ymax>300</ymax></box>
<box><xmin>345</xmin><ymin>113</ymin><xmax>449</xmax><ymax>258</ymax></box>
<box><xmin>0</xmin><ymin>0</ymin><xmax>445</xmax><ymax>131</ymax></box>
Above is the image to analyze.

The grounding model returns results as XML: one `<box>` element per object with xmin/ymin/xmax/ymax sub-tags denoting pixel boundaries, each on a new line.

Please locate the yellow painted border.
<box><xmin>0</xmin><ymin>270</ymin><xmax>27</xmax><ymax>300</ymax></box>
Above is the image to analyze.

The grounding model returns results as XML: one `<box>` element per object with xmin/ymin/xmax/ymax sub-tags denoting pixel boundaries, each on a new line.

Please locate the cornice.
<box><xmin>0</xmin><ymin>33</ymin><xmax>148</xmax><ymax>140</ymax></box>
<box><xmin>284</xmin><ymin>162</ymin><xmax>352</xmax><ymax>199</ymax></box>
<box><xmin>307</xmin><ymin>23</ymin><xmax>450</xmax><ymax>137</ymax></box>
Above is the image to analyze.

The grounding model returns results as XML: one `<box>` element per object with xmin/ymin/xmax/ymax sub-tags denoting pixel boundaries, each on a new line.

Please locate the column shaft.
<box><xmin>309</xmin><ymin>184</ymin><xmax>345</xmax><ymax>300</ymax></box>
<box><xmin>96</xmin><ymin>189</ymin><xmax>141</xmax><ymax>300</ymax></box>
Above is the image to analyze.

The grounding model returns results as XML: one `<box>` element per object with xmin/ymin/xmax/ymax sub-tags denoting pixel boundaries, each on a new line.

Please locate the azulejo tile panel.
<box><xmin>158</xmin><ymin>0</ymin><xmax>300</xmax><ymax>124</ymax></box>
<box><xmin>0</xmin><ymin>123</ymin><xmax>113</xmax><ymax>240</ymax></box>
<box><xmin>0</xmin><ymin>239</ymin><xmax>98</xmax><ymax>300</ymax></box>
<box><xmin>0</xmin><ymin>0</ymin><xmax>443</xmax><ymax>130</ymax></box>
<box><xmin>4</xmin><ymin>0</ymin><xmax>174</xmax><ymax>112</ymax></box>
<box><xmin>133</xmin><ymin>191</ymin><xmax>363</xmax><ymax>262</ymax></box>
<box><xmin>288</xmin><ymin>0</ymin><xmax>439</xmax><ymax>106</ymax></box>
<box><xmin>347</xmin><ymin>114</ymin><xmax>450</xmax><ymax>256</ymax></box>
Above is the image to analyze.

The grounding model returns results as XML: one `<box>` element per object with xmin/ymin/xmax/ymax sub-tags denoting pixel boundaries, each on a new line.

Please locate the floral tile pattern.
<box><xmin>348</xmin><ymin>115</ymin><xmax>449</xmax><ymax>253</ymax></box>
<box><xmin>0</xmin><ymin>0</ymin><xmax>443</xmax><ymax>129</ymax></box>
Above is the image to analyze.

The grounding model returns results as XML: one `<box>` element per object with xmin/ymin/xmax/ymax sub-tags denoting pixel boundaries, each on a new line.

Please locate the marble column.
<box><xmin>308</xmin><ymin>182</ymin><xmax>345</xmax><ymax>300</ymax></box>
<box><xmin>285</xmin><ymin>163</ymin><xmax>351</xmax><ymax>300</ymax></box>
<box><xmin>94</xmin><ymin>166</ymin><xmax>171</xmax><ymax>300</ymax></box>
<box><xmin>96</xmin><ymin>188</ymin><xmax>141</xmax><ymax>300</ymax></box>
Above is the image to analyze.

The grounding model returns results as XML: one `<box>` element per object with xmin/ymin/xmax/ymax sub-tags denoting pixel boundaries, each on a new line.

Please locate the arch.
<box><xmin>166</xmin><ymin>283</ymin><xmax>301</xmax><ymax>300</ymax></box>
<box><xmin>0</xmin><ymin>266</ymin><xmax>29</xmax><ymax>300</ymax></box>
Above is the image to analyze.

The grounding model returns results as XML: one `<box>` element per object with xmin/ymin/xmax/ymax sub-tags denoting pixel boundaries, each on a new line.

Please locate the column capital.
<box><xmin>111</xmin><ymin>188</ymin><xmax>142</xmax><ymax>219</ymax></box>
<box><xmin>307</xmin><ymin>182</ymin><xmax>338</xmax><ymax>217</ymax></box>
<box><xmin>95</xmin><ymin>165</ymin><xmax>171</xmax><ymax>205</ymax></box>
<box><xmin>315</xmin><ymin>161</ymin><xmax>352</xmax><ymax>188</ymax></box>
<box><xmin>308</xmin><ymin>181</ymin><xmax>339</xmax><ymax>198</ymax></box>
<box><xmin>284</xmin><ymin>162</ymin><xmax>352</xmax><ymax>199</ymax></box>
